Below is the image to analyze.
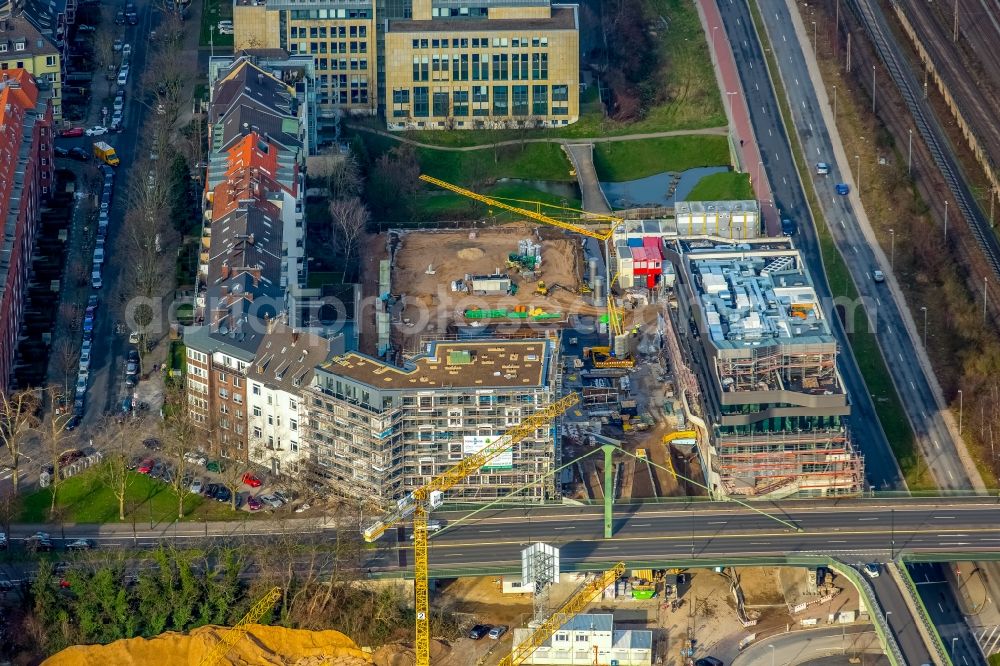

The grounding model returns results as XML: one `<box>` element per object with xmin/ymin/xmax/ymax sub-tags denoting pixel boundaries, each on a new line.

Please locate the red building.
<box><xmin>0</xmin><ymin>70</ymin><xmax>54</xmax><ymax>392</ymax></box>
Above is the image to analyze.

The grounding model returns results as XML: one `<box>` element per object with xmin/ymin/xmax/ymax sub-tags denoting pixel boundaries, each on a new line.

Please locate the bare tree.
<box><xmin>328</xmin><ymin>197</ymin><xmax>370</xmax><ymax>281</ymax></box>
<box><xmin>92</xmin><ymin>6</ymin><xmax>117</xmax><ymax>80</ymax></box>
<box><xmin>41</xmin><ymin>386</ymin><xmax>77</xmax><ymax>518</ymax></box>
<box><xmin>99</xmin><ymin>418</ymin><xmax>141</xmax><ymax>521</ymax></box>
<box><xmin>0</xmin><ymin>489</ymin><xmax>22</xmax><ymax>538</ymax></box>
<box><xmin>161</xmin><ymin>386</ymin><xmax>198</xmax><ymax>519</ymax></box>
<box><xmin>52</xmin><ymin>340</ymin><xmax>80</xmax><ymax>405</ymax></box>
<box><xmin>0</xmin><ymin>388</ymin><xmax>41</xmax><ymax>493</ymax></box>
<box><xmin>311</xmin><ymin>151</ymin><xmax>364</xmax><ymax>200</ymax></box>
<box><xmin>218</xmin><ymin>458</ymin><xmax>247</xmax><ymax>512</ymax></box>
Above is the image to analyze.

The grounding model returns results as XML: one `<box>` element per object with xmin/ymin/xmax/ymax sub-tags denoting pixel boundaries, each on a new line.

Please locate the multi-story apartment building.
<box><xmin>0</xmin><ymin>16</ymin><xmax>62</xmax><ymax>122</ymax></box>
<box><xmin>185</xmin><ymin>57</ymin><xmax>308</xmax><ymax>459</ymax></box>
<box><xmin>247</xmin><ymin>320</ymin><xmax>339</xmax><ymax>475</ymax></box>
<box><xmin>0</xmin><ymin>69</ymin><xmax>52</xmax><ymax>392</ymax></box>
<box><xmin>303</xmin><ymin>338</ymin><xmax>559</xmax><ymax>504</ymax></box>
<box><xmin>666</xmin><ymin>239</ymin><xmax>865</xmax><ymax>499</ymax></box>
<box><xmin>233</xmin><ymin>0</ymin><xmax>376</xmax><ymax>118</ymax></box>
<box><xmin>383</xmin><ymin>0</ymin><xmax>579</xmax><ymax>129</ymax></box>
<box><xmin>231</xmin><ymin>0</ymin><xmax>579</xmax><ymax>129</ymax></box>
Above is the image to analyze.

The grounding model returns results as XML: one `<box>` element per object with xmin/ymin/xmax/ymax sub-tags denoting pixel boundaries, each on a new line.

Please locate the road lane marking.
<box><xmin>708</xmin><ymin>521</ymin><xmax>728</xmax><ymax>525</ymax></box>
<box><xmin>934</xmin><ymin>440</ymin><xmax>941</xmax><ymax>449</ymax></box>
<box><xmin>898</xmin><ymin>353</ymin><xmax>904</xmax><ymax>362</ymax></box>
<box><xmin>948</xmin><ymin>469</ymin><xmax>955</xmax><ymax>481</ymax></box>
<box><xmin>934</xmin><ymin>516</ymin><xmax>955</xmax><ymax>519</ymax></box>
<box><xmin>829</xmin><ymin>540</ymin><xmax>847</xmax><ymax>543</ymax></box>
<box><xmin>631</xmin><ymin>523</ymin><xmax>650</xmax><ymax>527</ymax></box>
<box><xmin>553</xmin><ymin>526</ymin><xmax>573</xmax><ymax>530</ymax></box>
<box><xmin>478</xmin><ymin>529</ymin><xmax>500</xmax><ymax>533</ymax></box>
<box><xmin>840</xmin><ymin>220</ymin><xmax>845</xmax><ymax>228</ymax></box>
<box><xmin>910</xmin><ymin>381</ymin><xmax>915</xmax><ymax>389</ymax></box>
<box><xmin>858</xmin><ymin>517</ymin><xmax>878</xmax><ymax>521</ymax></box>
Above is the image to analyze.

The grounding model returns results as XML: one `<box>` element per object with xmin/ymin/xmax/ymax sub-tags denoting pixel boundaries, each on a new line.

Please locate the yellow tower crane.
<box><xmin>499</xmin><ymin>562</ymin><xmax>626</xmax><ymax>666</ymax></box>
<box><xmin>199</xmin><ymin>586</ymin><xmax>282</xmax><ymax>666</ymax></box>
<box><xmin>363</xmin><ymin>392</ymin><xmax>581</xmax><ymax>666</ymax></box>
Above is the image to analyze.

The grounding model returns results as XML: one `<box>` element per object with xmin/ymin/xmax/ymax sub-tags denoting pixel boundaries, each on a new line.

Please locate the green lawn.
<box><xmin>747</xmin><ymin>0</ymin><xmax>933</xmax><ymax>490</ymax></box>
<box><xmin>415</xmin><ymin>181</ymin><xmax>582</xmax><ymax>221</ymax></box>
<box><xmin>19</xmin><ymin>468</ymin><xmax>272</xmax><ymax>524</ymax></box>
<box><xmin>176</xmin><ymin>303</ymin><xmax>194</xmax><ymax>326</ymax></box>
<box><xmin>307</xmin><ymin>271</ymin><xmax>346</xmax><ymax>288</ymax></box>
<box><xmin>200</xmin><ymin>0</ymin><xmax>234</xmax><ymax>48</ymax></box>
<box><xmin>686</xmin><ymin>171</ymin><xmax>753</xmax><ymax>201</ymax></box>
<box><xmin>988</xmin><ymin>653</ymin><xmax>1000</xmax><ymax>666</ymax></box>
<box><xmin>593</xmin><ymin>135</ymin><xmax>732</xmax><ymax>182</ymax></box>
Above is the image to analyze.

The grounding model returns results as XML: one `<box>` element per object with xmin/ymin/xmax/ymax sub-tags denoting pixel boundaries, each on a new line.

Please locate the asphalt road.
<box><xmin>738</xmin><ymin>0</ymin><xmax>985</xmax><ymax>662</ymax></box>
<box><xmin>82</xmin><ymin>0</ymin><xmax>160</xmax><ymax>428</ymax></box>
<box><xmin>733</xmin><ymin>626</ymin><xmax>881</xmax><ymax>666</ymax></box>
<box><xmin>714</xmin><ymin>0</ymin><xmax>902</xmax><ymax>492</ymax></box>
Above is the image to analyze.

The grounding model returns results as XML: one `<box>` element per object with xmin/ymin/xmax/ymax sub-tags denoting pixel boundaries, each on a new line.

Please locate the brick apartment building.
<box><xmin>0</xmin><ymin>69</ymin><xmax>52</xmax><ymax>391</ymax></box>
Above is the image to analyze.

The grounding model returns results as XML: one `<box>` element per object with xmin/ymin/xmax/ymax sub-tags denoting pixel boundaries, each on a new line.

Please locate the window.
<box><xmin>268</xmin><ymin>415</ymin><xmax>274</xmax><ymax>426</ymax></box>
<box><xmin>252</xmin><ymin>385</ymin><xmax>261</xmax><ymax>396</ymax></box>
<box><xmin>532</xmin><ymin>53</ymin><xmax>548</xmax><ymax>80</ymax></box>
<box><xmin>472</xmin><ymin>53</ymin><xmax>487</xmax><ymax>81</ymax></box>
<box><xmin>218</xmin><ymin>372</ymin><xmax>228</xmax><ymax>383</ymax></box>
<box><xmin>253</xmin><ymin>426</ymin><xmax>262</xmax><ymax>439</ymax></box>
<box><xmin>492</xmin><ymin>86</ymin><xmax>508</xmax><ymax>115</ymax></box>
<box><xmin>46</xmin><ymin>55</ymin><xmax>56</xmax><ymax>67</ymax></box>
<box><xmin>219</xmin><ymin>388</ymin><xmax>229</xmax><ymax>399</ymax></box>
<box><xmin>512</xmin><ymin>85</ymin><xmax>528</xmax><ymax>115</ymax></box>
<box><xmin>453</xmin><ymin>89</ymin><xmax>469</xmax><ymax>116</ymax></box>
<box><xmin>233</xmin><ymin>393</ymin><xmax>243</xmax><ymax>405</ymax></box>
<box><xmin>532</xmin><ymin>85</ymin><xmax>548</xmax><ymax>115</ymax></box>
<box><xmin>413</xmin><ymin>86</ymin><xmax>429</xmax><ymax>117</ymax></box>
<box><xmin>432</xmin><ymin>90</ymin><xmax>449</xmax><ymax>116</ymax></box>
<box><xmin>253</xmin><ymin>406</ymin><xmax>262</xmax><ymax>417</ymax></box>
<box><xmin>552</xmin><ymin>84</ymin><xmax>569</xmax><ymax>101</ymax></box>
<box><xmin>220</xmin><ymin>404</ymin><xmax>229</xmax><ymax>415</ymax></box>
<box><xmin>289</xmin><ymin>399</ymin><xmax>297</xmax><ymax>410</ymax></box>
<box><xmin>512</xmin><ymin>53</ymin><xmax>528</xmax><ymax>80</ymax></box>
<box><xmin>492</xmin><ymin>53</ymin><xmax>508</xmax><ymax>80</ymax></box>
<box><xmin>232</xmin><ymin>376</ymin><xmax>242</xmax><ymax>388</ymax></box>
<box><xmin>290</xmin><ymin>419</ymin><xmax>298</xmax><ymax>432</ymax></box>
<box><xmin>14</xmin><ymin>42</ymin><xmax>24</xmax><ymax>52</ymax></box>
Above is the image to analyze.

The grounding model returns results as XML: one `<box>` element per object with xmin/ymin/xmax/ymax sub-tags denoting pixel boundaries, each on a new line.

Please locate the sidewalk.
<box><xmin>696</xmin><ymin>0</ymin><xmax>777</xmax><ymax>235</ymax></box>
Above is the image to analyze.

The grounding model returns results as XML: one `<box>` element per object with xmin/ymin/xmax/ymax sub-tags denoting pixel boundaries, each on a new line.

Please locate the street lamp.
<box><xmin>757</xmin><ymin>160</ymin><xmax>763</xmax><ymax>188</ymax></box>
<box><xmin>952</xmin><ymin>637</ymin><xmax>959</xmax><ymax>654</ymax></box>
<box><xmin>855</xmin><ymin>154</ymin><xmax>861</xmax><ymax>190</ymax></box>
<box><xmin>944</xmin><ymin>200</ymin><xmax>949</xmax><ymax>239</ymax></box>
<box><xmin>907</xmin><ymin>129</ymin><xmax>913</xmax><ymax>176</ymax></box>
<box><xmin>889</xmin><ymin>228</ymin><xmax>895</xmax><ymax>270</ymax></box>
<box><xmin>768</xmin><ymin>644</ymin><xmax>775</xmax><ymax>666</ymax></box>
<box><xmin>833</xmin><ymin>85</ymin><xmax>838</xmax><ymax>116</ymax></box>
<box><xmin>726</xmin><ymin>91</ymin><xmax>738</xmax><ymax>127</ymax></box>
<box><xmin>958</xmin><ymin>389</ymin><xmax>964</xmax><ymax>433</ymax></box>
<box><xmin>713</xmin><ymin>26</ymin><xmax>719</xmax><ymax>60</ymax></box>
<box><xmin>812</xmin><ymin>21</ymin><xmax>817</xmax><ymax>57</ymax></box>
<box><xmin>872</xmin><ymin>65</ymin><xmax>877</xmax><ymax>113</ymax></box>
<box><xmin>921</xmin><ymin>306</ymin><xmax>929</xmax><ymax>347</ymax></box>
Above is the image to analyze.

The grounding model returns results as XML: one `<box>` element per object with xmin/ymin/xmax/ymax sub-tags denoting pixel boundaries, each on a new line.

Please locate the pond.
<box><xmin>599</xmin><ymin>166</ymin><xmax>730</xmax><ymax>208</ymax></box>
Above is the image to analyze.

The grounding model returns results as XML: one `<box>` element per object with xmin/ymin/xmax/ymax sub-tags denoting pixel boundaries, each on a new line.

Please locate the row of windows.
<box><xmin>289</xmin><ymin>9</ymin><xmax>370</xmax><ymax>19</ymax></box>
<box><xmin>411</xmin><ymin>52</ymin><xmax>547</xmax><ymax>82</ymax></box>
<box><xmin>430</xmin><ymin>6</ymin><xmax>488</xmax><ymax>17</ymax></box>
<box><xmin>306</xmin><ymin>56</ymin><xmax>368</xmax><ymax>71</ymax></box>
<box><xmin>289</xmin><ymin>24</ymin><xmax>367</xmax><ymax>39</ymax></box>
<box><xmin>393</xmin><ymin>84</ymin><xmax>569</xmax><ymax>118</ymax></box>
<box><xmin>288</xmin><ymin>40</ymin><xmax>367</xmax><ymax>54</ymax></box>
<box><xmin>291</xmin><ymin>42</ymin><xmax>369</xmax><ymax>58</ymax></box>
<box><xmin>410</xmin><ymin>36</ymin><xmax>548</xmax><ymax>49</ymax></box>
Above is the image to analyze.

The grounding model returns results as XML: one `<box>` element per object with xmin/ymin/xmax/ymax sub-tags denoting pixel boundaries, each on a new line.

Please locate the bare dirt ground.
<box><xmin>389</xmin><ymin>225</ymin><xmax>603</xmax><ymax>347</ymax></box>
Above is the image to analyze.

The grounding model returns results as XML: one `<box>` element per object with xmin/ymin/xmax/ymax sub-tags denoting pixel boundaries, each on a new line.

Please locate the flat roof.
<box><xmin>387</xmin><ymin>4</ymin><xmax>576</xmax><ymax>32</ymax></box>
<box><xmin>322</xmin><ymin>339</ymin><xmax>551</xmax><ymax>390</ymax></box>
<box><xmin>687</xmin><ymin>248</ymin><xmax>834</xmax><ymax>349</ymax></box>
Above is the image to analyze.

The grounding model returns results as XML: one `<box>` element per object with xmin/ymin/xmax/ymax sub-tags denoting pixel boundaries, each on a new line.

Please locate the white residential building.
<box><xmin>247</xmin><ymin>321</ymin><xmax>341</xmax><ymax>476</ymax></box>
<box><xmin>512</xmin><ymin>614</ymin><xmax>652</xmax><ymax>666</ymax></box>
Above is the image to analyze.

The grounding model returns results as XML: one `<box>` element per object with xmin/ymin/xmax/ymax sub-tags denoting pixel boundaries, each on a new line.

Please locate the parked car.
<box><xmin>189</xmin><ymin>478</ymin><xmax>203</xmax><ymax>494</ymax></box>
<box><xmin>66</xmin><ymin>539</ymin><xmax>94</xmax><ymax>551</ymax></box>
<box><xmin>26</xmin><ymin>532</ymin><xmax>53</xmax><ymax>552</ymax></box>
<box><xmin>259</xmin><ymin>494</ymin><xmax>283</xmax><ymax>509</ymax></box>
<box><xmin>85</xmin><ymin>125</ymin><xmax>107</xmax><ymax>136</ymax></box>
<box><xmin>488</xmin><ymin>625</ymin><xmax>508</xmax><ymax>640</ymax></box>
<box><xmin>79</xmin><ymin>348</ymin><xmax>91</xmax><ymax>370</ymax></box>
<box><xmin>77</xmin><ymin>24</ymin><xmax>96</xmax><ymax>32</ymax></box>
<box><xmin>93</xmin><ymin>246</ymin><xmax>104</xmax><ymax>264</ymax></box>
<box><xmin>69</xmin><ymin>147</ymin><xmax>89</xmax><ymax>161</ymax></box>
<box><xmin>468</xmin><ymin>625</ymin><xmax>490</xmax><ymax>640</ymax></box>
<box><xmin>214</xmin><ymin>486</ymin><xmax>232</xmax><ymax>503</ymax></box>
<box><xmin>60</xmin><ymin>126</ymin><xmax>85</xmax><ymax>137</ymax></box>
<box><xmin>58</xmin><ymin>449</ymin><xmax>84</xmax><ymax>467</ymax></box>
<box><xmin>0</xmin><ymin>532</ymin><xmax>7</xmax><ymax>550</ymax></box>
<box><xmin>113</xmin><ymin>95</ymin><xmax>124</xmax><ymax>112</ymax></box>
<box><xmin>246</xmin><ymin>494</ymin><xmax>262</xmax><ymax>511</ymax></box>
<box><xmin>149</xmin><ymin>462</ymin><xmax>166</xmax><ymax>479</ymax></box>
<box><xmin>203</xmin><ymin>483</ymin><xmax>219</xmax><ymax>497</ymax></box>
<box><xmin>863</xmin><ymin>563</ymin><xmax>880</xmax><ymax>579</ymax></box>
<box><xmin>694</xmin><ymin>658</ymin><xmax>724</xmax><ymax>666</ymax></box>
<box><xmin>127</xmin><ymin>455</ymin><xmax>142</xmax><ymax>470</ymax></box>
<box><xmin>126</xmin><ymin>359</ymin><xmax>138</xmax><ymax>376</ymax></box>
<box><xmin>122</xmin><ymin>43</ymin><xmax>131</xmax><ymax>59</ymax></box>
<box><xmin>55</xmin><ymin>146</ymin><xmax>69</xmax><ymax>158</ymax></box>
<box><xmin>114</xmin><ymin>11</ymin><xmax>125</xmax><ymax>24</ymax></box>
<box><xmin>116</xmin><ymin>71</ymin><xmax>128</xmax><ymax>86</ymax></box>
<box><xmin>137</xmin><ymin>458</ymin><xmax>155</xmax><ymax>474</ymax></box>
<box><xmin>184</xmin><ymin>451</ymin><xmax>207</xmax><ymax>466</ymax></box>
<box><xmin>242</xmin><ymin>472</ymin><xmax>262</xmax><ymax>488</ymax></box>
<box><xmin>206</xmin><ymin>460</ymin><xmax>223</xmax><ymax>473</ymax></box>
<box><xmin>75</xmin><ymin>375</ymin><xmax>87</xmax><ymax>397</ymax></box>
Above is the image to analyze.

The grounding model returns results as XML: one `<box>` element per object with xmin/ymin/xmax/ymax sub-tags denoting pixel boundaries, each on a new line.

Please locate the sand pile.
<box><xmin>456</xmin><ymin>247</ymin><xmax>485</xmax><ymax>261</ymax></box>
<box><xmin>43</xmin><ymin>624</ymin><xmax>373</xmax><ymax>666</ymax></box>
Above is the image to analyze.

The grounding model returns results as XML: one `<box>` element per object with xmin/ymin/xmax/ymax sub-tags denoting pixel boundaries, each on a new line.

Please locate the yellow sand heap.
<box><xmin>43</xmin><ymin>623</ymin><xmax>373</xmax><ymax>666</ymax></box>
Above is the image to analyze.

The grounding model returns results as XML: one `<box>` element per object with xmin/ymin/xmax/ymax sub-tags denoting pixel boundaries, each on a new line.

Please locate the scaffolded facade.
<box><xmin>670</xmin><ymin>241</ymin><xmax>865</xmax><ymax>498</ymax></box>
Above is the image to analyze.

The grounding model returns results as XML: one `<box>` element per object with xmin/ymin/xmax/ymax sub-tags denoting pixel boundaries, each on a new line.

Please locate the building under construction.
<box><xmin>666</xmin><ymin>240</ymin><xmax>864</xmax><ymax>499</ymax></box>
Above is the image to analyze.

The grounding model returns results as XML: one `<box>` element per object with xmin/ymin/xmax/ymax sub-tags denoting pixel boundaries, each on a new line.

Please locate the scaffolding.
<box><xmin>715</xmin><ymin>429</ymin><xmax>865</xmax><ymax>498</ymax></box>
<box><xmin>715</xmin><ymin>344</ymin><xmax>839</xmax><ymax>394</ymax></box>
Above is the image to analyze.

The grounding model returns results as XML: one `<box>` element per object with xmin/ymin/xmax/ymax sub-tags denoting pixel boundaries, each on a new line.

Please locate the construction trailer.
<box><xmin>468</xmin><ymin>273</ymin><xmax>513</xmax><ymax>295</ymax></box>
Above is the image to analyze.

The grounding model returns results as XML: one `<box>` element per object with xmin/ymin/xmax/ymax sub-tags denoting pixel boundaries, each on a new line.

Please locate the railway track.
<box><xmin>845</xmin><ymin>0</ymin><xmax>1000</xmax><ymax>277</ymax></box>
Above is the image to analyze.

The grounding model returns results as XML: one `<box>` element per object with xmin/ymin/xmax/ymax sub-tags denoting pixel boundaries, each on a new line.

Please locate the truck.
<box><xmin>93</xmin><ymin>141</ymin><xmax>119</xmax><ymax>167</ymax></box>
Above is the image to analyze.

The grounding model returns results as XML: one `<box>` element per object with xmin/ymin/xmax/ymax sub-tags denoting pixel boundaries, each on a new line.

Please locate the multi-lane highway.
<box><xmin>723</xmin><ymin>0</ymin><xmax>987</xmax><ymax>661</ymax></box>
